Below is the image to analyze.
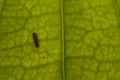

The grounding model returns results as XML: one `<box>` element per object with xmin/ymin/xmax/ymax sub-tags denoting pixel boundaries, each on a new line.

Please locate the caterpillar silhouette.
<box><xmin>32</xmin><ymin>32</ymin><xmax>39</xmax><ymax>48</ymax></box>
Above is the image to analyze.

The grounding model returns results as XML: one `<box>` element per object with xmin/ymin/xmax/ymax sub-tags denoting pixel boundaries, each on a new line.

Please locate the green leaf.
<box><xmin>0</xmin><ymin>0</ymin><xmax>120</xmax><ymax>80</ymax></box>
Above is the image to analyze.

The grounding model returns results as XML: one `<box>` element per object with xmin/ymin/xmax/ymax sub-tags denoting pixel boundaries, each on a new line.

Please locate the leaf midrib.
<box><xmin>60</xmin><ymin>0</ymin><xmax>65</xmax><ymax>80</ymax></box>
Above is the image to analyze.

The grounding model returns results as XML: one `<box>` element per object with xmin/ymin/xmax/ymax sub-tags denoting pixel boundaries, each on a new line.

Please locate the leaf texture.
<box><xmin>0</xmin><ymin>0</ymin><xmax>120</xmax><ymax>80</ymax></box>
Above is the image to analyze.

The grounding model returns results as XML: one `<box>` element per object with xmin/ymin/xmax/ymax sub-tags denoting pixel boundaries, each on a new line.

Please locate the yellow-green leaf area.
<box><xmin>0</xmin><ymin>0</ymin><xmax>120</xmax><ymax>80</ymax></box>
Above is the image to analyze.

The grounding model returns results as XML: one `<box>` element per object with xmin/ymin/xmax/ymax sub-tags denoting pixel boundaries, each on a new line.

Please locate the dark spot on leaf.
<box><xmin>32</xmin><ymin>32</ymin><xmax>39</xmax><ymax>48</ymax></box>
<box><xmin>42</xmin><ymin>56</ymin><xmax>45</xmax><ymax>59</ymax></box>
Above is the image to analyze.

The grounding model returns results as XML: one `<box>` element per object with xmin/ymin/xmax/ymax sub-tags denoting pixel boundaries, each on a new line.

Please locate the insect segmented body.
<box><xmin>32</xmin><ymin>32</ymin><xmax>39</xmax><ymax>48</ymax></box>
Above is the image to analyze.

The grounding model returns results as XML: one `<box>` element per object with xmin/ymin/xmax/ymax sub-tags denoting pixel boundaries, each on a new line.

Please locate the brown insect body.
<box><xmin>32</xmin><ymin>32</ymin><xmax>39</xmax><ymax>48</ymax></box>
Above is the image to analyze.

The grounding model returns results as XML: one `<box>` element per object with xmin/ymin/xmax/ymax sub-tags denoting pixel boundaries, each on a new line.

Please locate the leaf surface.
<box><xmin>0</xmin><ymin>0</ymin><xmax>120</xmax><ymax>80</ymax></box>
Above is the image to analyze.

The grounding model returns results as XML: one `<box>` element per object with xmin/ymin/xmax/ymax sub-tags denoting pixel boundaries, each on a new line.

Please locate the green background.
<box><xmin>0</xmin><ymin>0</ymin><xmax>120</xmax><ymax>80</ymax></box>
